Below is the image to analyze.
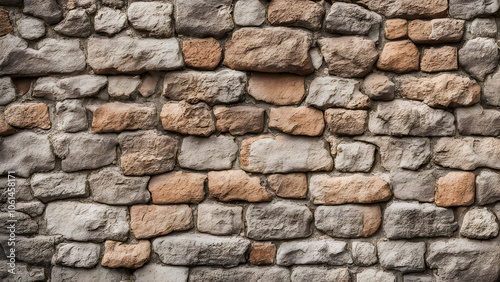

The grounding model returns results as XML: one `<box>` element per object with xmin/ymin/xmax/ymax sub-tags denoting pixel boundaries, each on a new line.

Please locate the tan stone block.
<box><xmin>324</xmin><ymin>109</ymin><xmax>367</xmax><ymax>136</ymax></box>
<box><xmin>377</xmin><ymin>40</ymin><xmax>419</xmax><ymax>73</ymax></box>
<box><xmin>0</xmin><ymin>113</ymin><xmax>15</xmax><ymax>136</ymax></box>
<box><xmin>421</xmin><ymin>46</ymin><xmax>458</xmax><ymax>73</ymax></box>
<box><xmin>138</xmin><ymin>72</ymin><xmax>160</xmax><ymax>97</ymax></box>
<box><xmin>182</xmin><ymin>38</ymin><xmax>222</xmax><ymax>71</ymax></box>
<box><xmin>248</xmin><ymin>73</ymin><xmax>305</xmax><ymax>105</ymax></box>
<box><xmin>12</xmin><ymin>78</ymin><xmax>32</xmax><ymax>95</ymax></box>
<box><xmin>92</xmin><ymin>102</ymin><xmax>156</xmax><ymax>133</ymax></box>
<box><xmin>407</xmin><ymin>20</ymin><xmax>432</xmax><ymax>43</ymax></box>
<box><xmin>268</xmin><ymin>173</ymin><xmax>307</xmax><ymax>199</ymax></box>
<box><xmin>409</xmin><ymin>19</ymin><xmax>464</xmax><ymax>44</ymax></box>
<box><xmin>208</xmin><ymin>170</ymin><xmax>272</xmax><ymax>202</ymax></box>
<box><xmin>0</xmin><ymin>9</ymin><xmax>12</xmax><ymax>37</ymax></box>
<box><xmin>4</xmin><ymin>103</ymin><xmax>50</xmax><ymax>129</ymax></box>
<box><xmin>149</xmin><ymin>171</ymin><xmax>206</xmax><ymax>204</ymax></box>
<box><xmin>268</xmin><ymin>0</ymin><xmax>325</xmax><ymax>30</ymax></box>
<box><xmin>214</xmin><ymin>106</ymin><xmax>265</xmax><ymax>135</ymax></box>
<box><xmin>249</xmin><ymin>242</ymin><xmax>276</xmax><ymax>265</ymax></box>
<box><xmin>130</xmin><ymin>205</ymin><xmax>193</xmax><ymax>239</ymax></box>
<box><xmin>269</xmin><ymin>106</ymin><xmax>324</xmax><ymax>136</ymax></box>
<box><xmin>160</xmin><ymin>101</ymin><xmax>215</xmax><ymax>136</ymax></box>
<box><xmin>435</xmin><ymin>171</ymin><xmax>475</xmax><ymax>207</ymax></box>
<box><xmin>385</xmin><ymin>19</ymin><xmax>407</xmax><ymax>40</ymax></box>
<box><xmin>101</xmin><ymin>240</ymin><xmax>150</xmax><ymax>269</ymax></box>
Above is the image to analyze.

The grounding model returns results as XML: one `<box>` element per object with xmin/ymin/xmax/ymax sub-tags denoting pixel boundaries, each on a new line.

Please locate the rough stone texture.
<box><xmin>148</xmin><ymin>171</ymin><xmax>206</xmax><ymax>204</ymax></box>
<box><xmin>468</xmin><ymin>18</ymin><xmax>497</xmax><ymax>38</ymax></box>
<box><xmin>56</xmin><ymin>100</ymin><xmax>88</xmax><ymax>132</ymax></box>
<box><xmin>484</xmin><ymin>68</ymin><xmax>500</xmax><ymax>106</ymax></box>
<box><xmin>197</xmin><ymin>203</ymin><xmax>243</xmax><ymax>235</ymax></box>
<box><xmin>132</xmin><ymin>264</ymin><xmax>188</xmax><ymax>282</ymax></box>
<box><xmin>326</xmin><ymin>2</ymin><xmax>382</xmax><ymax>41</ymax></box>
<box><xmin>94</xmin><ymin>7</ymin><xmax>127</xmax><ymax>35</ymax></box>
<box><xmin>0</xmin><ymin>132</ymin><xmax>55</xmax><ymax>177</ymax></box>
<box><xmin>240</xmin><ymin>135</ymin><xmax>333</xmax><ymax>173</ymax></box>
<box><xmin>276</xmin><ymin>239</ymin><xmax>352</xmax><ymax>266</ymax></box>
<box><xmin>234</xmin><ymin>0</ymin><xmax>266</xmax><ymax>27</ymax></box>
<box><xmin>456</xmin><ymin>105</ymin><xmax>500</xmax><ymax>136</ymax></box>
<box><xmin>325</xmin><ymin>109</ymin><xmax>367</xmax><ymax>136</ymax></box>
<box><xmin>459</xmin><ymin>37</ymin><xmax>499</xmax><ymax>81</ymax></box>
<box><xmin>357</xmin><ymin>269</ymin><xmax>396</xmax><ymax>282</ymax></box>
<box><xmin>362</xmin><ymin>73</ymin><xmax>395</xmax><ymax>101</ymax></box>
<box><xmin>377</xmin><ymin>41</ymin><xmax>420</xmax><ymax>73</ymax></box>
<box><xmin>315</xmin><ymin>205</ymin><xmax>381</xmax><ymax>238</ymax></box>
<box><xmin>214</xmin><ymin>106</ymin><xmax>265</xmax><ymax>135</ymax></box>
<box><xmin>385</xmin><ymin>19</ymin><xmax>407</xmax><ymax>40</ymax></box>
<box><xmin>338</xmin><ymin>0</ymin><xmax>448</xmax><ymax>18</ymax></box>
<box><xmin>383</xmin><ymin>202</ymin><xmax>457</xmax><ymax>239</ymax></box>
<box><xmin>107</xmin><ymin>75</ymin><xmax>141</xmax><ymax>99</ymax></box>
<box><xmin>118</xmin><ymin>130</ymin><xmax>178</xmax><ymax>176</ymax></box>
<box><xmin>101</xmin><ymin>240</ymin><xmax>150</xmax><ymax>269</ymax></box>
<box><xmin>0</xmin><ymin>8</ymin><xmax>12</xmax><ymax>37</ymax></box>
<box><xmin>14</xmin><ymin>201</ymin><xmax>45</xmax><ymax>217</ymax></box>
<box><xmin>50</xmin><ymin>266</ymin><xmax>127</xmax><ymax>282</ymax></box>
<box><xmin>208</xmin><ymin>170</ymin><xmax>272</xmax><ymax>202</ymax></box>
<box><xmin>0</xmin><ymin>235</ymin><xmax>57</xmax><ymax>265</ymax></box>
<box><xmin>249</xmin><ymin>243</ymin><xmax>276</xmax><ymax>265</ymax></box>
<box><xmin>163</xmin><ymin>70</ymin><xmax>246</xmax><ymax>104</ymax></box>
<box><xmin>182</xmin><ymin>38</ymin><xmax>222</xmax><ymax>70</ymax></box>
<box><xmin>138</xmin><ymin>73</ymin><xmax>159</xmax><ymax>97</ymax></box>
<box><xmin>408</xmin><ymin>19</ymin><xmax>464</xmax><ymax>44</ymax></box>
<box><xmin>377</xmin><ymin>241</ymin><xmax>426</xmax><ymax>272</ymax></box>
<box><xmin>248</xmin><ymin>73</ymin><xmax>305</xmax><ymax>105</ymax></box>
<box><xmin>130</xmin><ymin>205</ymin><xmax>193</xmax><ymax>239</ymax></box>
<box><xmin>421</xmin><ymin>46</ymin><xmax>458</xmax><ymax>72</ymax></box>
<box><xmin>54</xmin><ymin>9</ymin><xmax>91</xmax><ymax>37</ymax></box>
<box><xmin>178</xmin><ymin>135</ymin><xmax>238</xmax><ymax>170</ymax></box>
<box><xmin>161</xmin><ymin>102</ymin><xmax>215</xmax><ymax>136</ymax></box>
<box><xmin>391</xmin><ymin>169</ymin><xmax>436</xmax><ymax>202</ymax></box>
<box><xmin>427</xmin><ymin>239</ymin><xmax>500</xmax><ymax>281</ymax></box>
<box><xmin>33</xmin><ymin>75</ymin><xmax>108</xmax><ymax>100</ymax></box>
<box><xmin>369</xmin><ymin>100</ymin><xmax>455</xmax><ymax>136</ymax></box>
<box><xmin>269</xmin><ymin>106</ymin><xmax>325</xmax><ymax>136</ymax></box>
<box><xmin>189</xmin><ymin>267</ymin><xmax>290</xmax><ymax>281</ymax></box>
<box><xmin>175</xmin><ymin>0</ymin><xmax>234</xmax><ymax>38</ymax></box>
<box><xmin>45</xmin><ymin>201</ymin><xmax>129</xmax><ymax>242</ymax></box>
<box><xmin>318</xmin><ymin>37</ymin><xmax>378</xmax><ymax>78</ymax></box>
<box><xmin>309</xmin><ymin>174</ymin><xmax>392</xmax><ymax>205</ymax></box>
<box><xmin>403</xmin><ymin>274</ymin><xmax>434</xmax><ymax>282</ymax></box>
<box><xmin>246</xmin><ymin>202</ymin><xmax>312</xmax><ymax>240</ymax></box>
<box><xmin>4</xmin><ymin>103</ymin><xmax>50</xmax><ymax>129</ymax></box>
<box><xmin>55</xmin><ymin>243</ymin><xmax>100</xmax><ymax>268</ymax></box>
<box><xmin>291</xmin><ymin>267</ymin><xmax>350</xmax><ymax>282</ymax></box>
<box><xmin>127</xmin><ymin>2</ymin><xmax>173</xmax><ymax>37</ymax></box>
<box><xmin>334</xmin><ymin>142</ymin><xmax>376</xmax><ymax>172</ymax></box>
<box><xmin>449</xmin><ymin>0</ymin><xmax>500</xmax><ymax>19</ymax></box>
<box><xmin>31</xmin><ymin>172</ymin><xmax>87</xmax><ymax>203</ymax></box>
<box><xmin>460</xmin><ymin>208</ymin><xmax>499</xmax><ymax>239</ymax></box>
<box><xmin>92</xmin><ymin>102</ymin><xmax>155</xmax><ymax>133</ymax></box>
<box><xmin>224</xmin><ymin>27</ymin><xmax>314</xmax><ymax>75</ymax></box>
<box><xmin>306</xmin><ymin>77</ymin><xmax>370</xmax><ymax>109</ymax></box>
<box><xmin>268</xmin><ymin>0</ymin><xmax>325</xmax><ymax>31</ymax></box>
<box><xmin>17</xmin><ymin>16</ymin><xmax>45</xmax><ymax>40</ymax></box>
<box><xmin>0</xmin><ymin>77</ymin><xmax>16</xmax><ymax>106</ymax></box>
<box><xmin>0</xmin><ymin>114</ymin><xmax>14</xmax><ymax>136</ymax></box>
<box><xmin>153</xmin><ymin>234</ymin><xmax>250</xmax><ymax>267</ymax></box>
<box><xmin>268</xmin><ymin>173</ymin><xmax>307</xmax><ymax>199</ymax></box>
<box><xmin>433</xmin><ymin>137</ymin><xmax>500</xmax><ymax>170</ymax></box>
<box><xmin>400</xmin><ymin>74</ymin><xmax>480</xmax><ymax>108</ymax></box>
<box><xmin>87</xmin><ymin>37</ymin><xmax>183</xmax><ymax>74</ymax></box>
<box><xmin>0</xmin><ymin>212</ymin><xmax>37</xmax><ymax>235</ymax></box>
<box><xmin>476</xmin><ymin>170</ymin><xmax>500</xmax><ymax>205</ymax></box>
<box><xmin>23</xmin><ymin>0</ymin><xmax>62</xmax><ymax>24</ymax></box>
<box><xmin>352</xmin><ymin>242</ymin><xmax>377</xmax><ymax>266</ymax></box>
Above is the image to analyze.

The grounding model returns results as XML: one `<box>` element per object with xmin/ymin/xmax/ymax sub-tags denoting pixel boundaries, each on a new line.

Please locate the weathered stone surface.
<box><xmin>291</xmin><ymin>267</ymin><xmax>350</xmax><ymax>282</ymax></box>
<box><xmin>224</xmin><ymin>28</ymin><xmax>314</xmax><ymax>75</ymax></box>
<box><xmin>369</xmin><ymin>100</ymin><xmax>455</xmax><ymax>136</ymax></box>
<box><xmin>189</xmin><ymin>267</ymin><xmax>290</xmax><ymax>282</ymax></box>
<box><xmin>276</xmin><ymin>239</ymin><xmax>352</xmax><ymax>266</ymax></box>
<box><xmin>89</xmin><ymin>167</ymin><xmax>150</xmax><ymax>205</ymax></box>
<box><xmin>87</xmin><ymin>37</ymin><xmax>183</xmax><ymax>74</ymax></box>
<box><xmin>309</xmin><ymin>47</ymin><xmax>323</xmax><ymax>69</ymax></box>
<box><xmin>352</xmin><ymin>242</ymin><xmax>377</xmax><ymax>266</ymax></box>
<box><xmin>400</xmin><ymin>73</ymin><xmax>480</xmax><ymax>108</ymax></box>
<box><xmin>268</xmin><ymin>0</ymin><xmax>325</xmax><ymax>31</ymax></box>
<box><xmin>130</xmin><ymin>205</ymin><xmax>193</xmax><ymax>239</ymax></box>
<box><xmin>14</xmin><ymin>201</ymin><xmax>45</xmax><ymax>217</ymax></box>
<box><xmin>56</xmin><ymin>100</ymin><xmax>87</xmax><ymax>132</ymax></box>
<box><xmin>55</xmin><ymin>243</ymin><xmax>100</xmax><ymax>268</ymax></box>
<box><xmin>268</xmin><ymin>173</ymin><xmax>307</xmax><ymax>199</ymax></box>
<box><xmin>377</xmin><ymin>241</ymin><xmax>426</xmax><ymax>272</ymax></box>
<box><xmin>33</xmin><ymin>75</ymin><xmax>108</xmax><ymax>100</ymax></box>
<box><xmin>118</xmin><ymin>131</ymin><xmax>177</xmax><ymax>176</ymax></box>
<box><xmin>269</xmin><ymin>107</ymin><xmax>325</xmax><ymax>136</ymax></box>
<box><xmin>107</xmin><ymin>76</ymin><xmax>141</xmax><ymax>99</ymax></box>
<box><xmin>214</xmin><ymin>106</ymin><xmax>264</xmax><ymax>135</ymax></box>
<box><xmin>335</xmin><ymin>142</ymin><xmax>376</xmax><ymax>172</ymax></box>
<box><xmin>325</xmin><ymin>109</ymin><xmax>367</xmax><ymax>136</ymax></box>
<box><xmin>248</xmin><ymin>73</ymin><xmax>305</xmax><ymax>105</ymax></box>
<box><xmin>0</xmin><ymin>114</ymin><xmax>14</xmax><ymax>136</ymax></box>
<box><xmin>16</xmin><ymin>16</ymin><xmax>46</xmax><ymax>39</ymax></box>
<box><xmin>456</xmin><ymin>105</ymin><xmax>500</xmax><ymax>136</ymax></box>
<box><xmin>468</xmin><ymin>18</ymin><xmax>497</xmax><ymax>38</ymax></box>
<box><xmin>149</xmin><ymin>171</ymin><xmax>206</xmax><ymax>204</ymax></box>
<box><xmin>0</xmin><ymin>262</ymin><xmax>45</xmax><ymax>281</ymax></box>
<box><xmin>338</xmin><ymin>0</ymin><xmax>448</xmax><ymax>18</ymax></box>
<box><xmin>160</xmin><ymin>101</ymin><xmax>214</xmax><ymax>136</ymax></box>
<box><xmin>179</xmin><ymin>135</ymin><xmax>238</xmax><ymax>170</ymax></box>
<box><xmin>92</xmin><ymin>102</ymin><xmax>155</xmax><ymax>133</ymax></box>
<box><xmin>54</xmin><ymin>9</ymin><xmax>91</xmax><ymax>37</ymax></box>
<box><xmin>362</xmin><ymin>73</ymin><xmax>395</xmax><ymax>101</ymax></box>
<box><xmin>163</xmin><ymin>70</ymin><xmax>246</xmax><ymax>104</ymax></box>
<box><xmin>383</xmin><ymin>202</ymin><xmax>457</xmax><ymax>239</ymax></box>
<box><xmin>385</xmin><ymin>18</ymin><xmax>407</xmax><ymax>40</ymax></box>
<box><xmin>241</xmin><ymin>135</ymin><xmax>333</xmax><ymax>173</ymax></box>
<box><xmin>377</xmin><ymin>41</ymin><xmax>419</xmax><ymax>73</ymax></box>
<box><xmin>138</xmin><ymin>73</ymin><xmax>159</xmax><ymax>97</ymax></box>
<box><xmin>102</xmin><ymin>0</ymin><xmax>124</xmax><ymax>8</ymax></box>
<box><xmin>459</xmin><ymin>37</ymin><xmax>499</xmax><ymax>81</ymax></box>
<box><xmin>197</xmin><ymin>203</ymin><xmax>243</xmax><ymax>235</ymax></box>
<box><xmin>128</xmin><ymin>2</ymin><xmax>173</xmax><ymax>37</ymax></box>
<box><xmin>133</xmin><ymin>264</ymin><xmax>188</xmax><ymax>282</ymax></box>
<box><xmin>246</xmin><ymin>202</ymin><xmax>312</xmax><ymax>240</ymax></box>
<box><xmin>0</xmin><ymin>77</ymin><xmax>15</xmax><ymax>106</ymax></box>
<box><xmin>433</xmin><ymin>137</ymin><xmax>500</xmax><ymax>170</ymax></box>
<box><xmin>427</xmin><ymin>239</ymin><xmax>500</xmax><ymax>281</ymax></box>
<box><xmin>208</xmin><ymin>170</ymin><xmax>271</xmax><ymax>202</ymax></box>
<box><xmin>153</xmin><ymin>234</ymin><xmax>250</xmax><ymax>267</ymax></box>
<box><xmin>0</xmin><ymin>9</ymin><xmax>12</xmax><ymax>37</ymax></box>
<box><xmin>310</xmin><ymin>174</ymin><xmax>391</xmax><ymax>205</ymax></box>
<box><xmin>182</xmin><ymin>38</ymin><xmax>222</xmax><ymax>70</ymax></box>
<box><xmin>449</xmin><ymin>0</ymin><xmax>500</xmax><ymax>19</ymax></box>
<box><xmin>1</xmin><ymin>236</ymin><xmax>57</xmax><ymax>265</ymax></box>
<box><xmin>391</xmin><ymin>169</ymin><xmax>436</xmax><ymax>202</ymax></box>
<box><xmin>175</xmin><ymin>0</ymin><xmax>234</xmax><ymax>38</ymax></box>
<box><xmin>357</xmin><ymin>269</ymin><xmax>396</xmax><ymax>282</ymax></box>
<box><xmin>315</xmin><ymin>205</ymin><xmax>381</xmax><ymax>238</ymax></box>
<box><xmin>476</xmin><ymin>170</ymin><xmax>500</xmax><ymax>205</ymax></box>
<box><xmin>421</xmin><ymin>46</ymin><xmax>458</xmax><ymax>73</ymax></box>
<box><xmin>51</xmin><ymin>266</ymin><xmax>128</xmax><ymax>282</ymax></box>
<box><xmin>484</xmin><ymin>68</ymin><xmax>500</xmax><ymax>106</ymax></box>
<box><xmin>460</xmin><ymin>208</ymin><xmax>499</xmax><ymax>239</ymax></box>
<box><xmin>4</xmin><ymin>103</ymin><xmax>50</xmax><ymax>129</ymax></box>
<box><xmin>318</xmin><ymin>37</ymin><xmax>378</xmax><ymax>78</ymax></box>
<box><xmin>31</xmin><ymin>172</ymin><xmax>87</xmax><ymax>203</ymax></box>
<box><xmin>51</xmin><ymin>133</ymin><xmax>117</xmax><ymax>172</ymax></box>
<box><xmin>0</xmin><ymin>178</ymin><xmax>32</xmax><ymax>202</ymax></box>
<box><xmin>437</xmin><ymin>172</ymin><xmax>475</xmax><ymax>207</ymax></box>
<box><xmin>325</xmin><ymin>2</ymin><xmax>382</xmax><ymax>41</ymax></box>
<box><xmin>46</xmin><ymin>201</ymin><xmax>128</xmax><ymax>242</ymax></box>
<box><xmin>306</xmin><ymin>77</ymin><xmax>370</xmax><ymax>109</ymax></box>
<box><xmin>408</xmin><ymin>19</ymin><xmax>464</xmax><ymax>44</ymax></box>
<box><xmin>403</xmin><ymin>274</ymin><xmax>433</xmax><ymax>282</ymax></box>
<box><xmin>0</xmin><ymin>212</ymin><xmax>37</xmax><ymax>235</ymax></box>
<box><xmin>0</xmin><ymin>132</ymin><xmax>54</xmax><ymax>177</ymax></box>
<box><xmin>94</xmin><ymin>7</ymin><xmax>127</xmax><ymax>35</ymax></box>
<box><xmin>234</xmin><ymin>0</ymin><xmax>266</xmax><ymax>26</ymax></box>
<box><xmin>249</xmin><ymin>243</ymin><xmax>276</xmax><ymax>265</ymax></box>
<box><xmin>23</xmin><ymin>0</ymin><xmax>62</xmax><ymax>24</ymax></box>
<box><xmin>102</xmin><ymin>240</ymin><xmax>150</xmax><ymax>269</ymax></box>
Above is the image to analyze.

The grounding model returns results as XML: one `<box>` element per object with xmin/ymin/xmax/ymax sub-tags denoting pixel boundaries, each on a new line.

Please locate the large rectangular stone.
<box><xmin>434</xmin><ymin>137</ymin><xmax>500</xmax><ymax>170</ymax></box>
<box><xmin>276</xmin><ymin>239</ymin><xmax>352</xmax><ymax>266</ymax></box>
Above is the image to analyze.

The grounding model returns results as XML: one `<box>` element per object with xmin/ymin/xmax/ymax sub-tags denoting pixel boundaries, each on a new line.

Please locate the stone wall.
<box><xmin>1</xmin><ymin>0</ymin><xmax>500</xmax><ymax>281</ymax></box>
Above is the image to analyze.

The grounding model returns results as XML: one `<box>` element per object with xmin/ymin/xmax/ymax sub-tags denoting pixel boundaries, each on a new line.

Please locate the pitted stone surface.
<box><xmin>315</xmin><ymin>205</ymin><xmax>381</xmax><ymax>238</ymax></box>
<box><xmin>276</xmin><ymin>239</ymin><xmax>352</xmax><ymax>266</ymax></box>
